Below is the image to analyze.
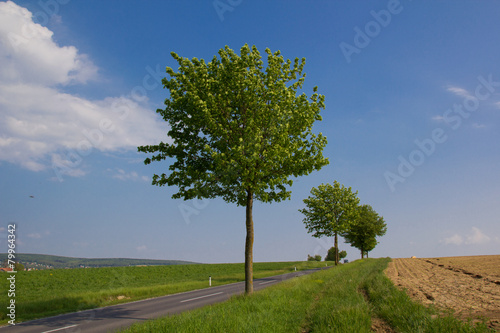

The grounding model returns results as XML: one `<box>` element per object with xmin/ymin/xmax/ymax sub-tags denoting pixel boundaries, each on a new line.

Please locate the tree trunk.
<box><xmin>334</xmin><ymin>232</ymin><xmax>339</xmax><ymax>266</ymax></box>
<box><xmin>360</xmin><ymin>249</ymin><xmax>363</xmax><ymax>259</ymax></box>
<box><xmin>245</xmin><ymin>190</ymin><xmax>254</xmax><ymax>294</ymax></box>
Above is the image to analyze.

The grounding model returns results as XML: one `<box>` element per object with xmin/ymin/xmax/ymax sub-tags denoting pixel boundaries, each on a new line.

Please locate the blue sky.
<box><xmin>0</xmin><ymin>0</ymin><xmax>499</xmax><ymax>263</ymax></box>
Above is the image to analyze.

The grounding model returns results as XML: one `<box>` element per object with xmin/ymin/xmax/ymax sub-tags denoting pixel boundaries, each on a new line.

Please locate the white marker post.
<box><xmin>209</xmin><ymin>276</ymin><xmax>211</xmax><ymax>287</ymax></box>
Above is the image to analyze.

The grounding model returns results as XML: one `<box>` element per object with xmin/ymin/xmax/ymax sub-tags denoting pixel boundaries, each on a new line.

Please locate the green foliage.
<box><xmin>1</xmin><ymin>260</ymin><xmax>24</xmax><ymax>271</ymax></box>
<box><xmin>325</xmin><ymin>247</ymin><xmax>346</xmax><ymax>261</ymax></box>
<box><xmin>138</xmin><ymin>44</ymin><xmax>329</xmax><ymax>294</ymax></box>
<box><xmin>138</xmin><ymin>44</ymin><xmax>328</xmax><ymax>206</ymax></box>
<box><xmin>299</xmin><ymin>181</ymin><xmax>359</xmax><ymax>238</ymax></box>
<box><xmin>300</xmin><ymin>181</ymin><xmax>359</xmax><ymax>265</ymax></box>
<box><xmin>339</xmin><ymin>250</ymin><xmax>347</xmax><ymax>260</ymax></box>
<box><xmin>307</xmin><ymin>254</ymin><xmax>322</xmax><ymax>261</ymax></box>
<box><xmin>342</xmin><ymin>204</ymin><xmax>387</xmax><ymax>258</ymax></box>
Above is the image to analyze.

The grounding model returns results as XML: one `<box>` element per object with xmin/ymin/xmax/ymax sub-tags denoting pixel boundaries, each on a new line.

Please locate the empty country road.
<box><xmin>0</xmin><ymin>268</ymin><xmax>329</xmax><ymax>333</ymax></box>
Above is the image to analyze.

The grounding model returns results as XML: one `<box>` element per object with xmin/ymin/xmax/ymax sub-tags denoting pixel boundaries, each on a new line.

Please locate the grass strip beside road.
<box><xmin>0</xmin><ymin>261</ymin><xmax>329</xmax><ymax>324</ymax></box>
<box><xmin>362</xmin><ymin>270</ymin><xmax>493</xmax><ymax>332</ymax></box>
<box><xmin>122</xmin><ymin>258</ymin><xmax>493</xmax><ymax>333</ymax></box>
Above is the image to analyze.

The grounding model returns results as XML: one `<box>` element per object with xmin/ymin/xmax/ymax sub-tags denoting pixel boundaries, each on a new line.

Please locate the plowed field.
<box><xmin>386</xmin><ymin>255</ymin><xmax>500</xmax><ymax>331</ymax></box>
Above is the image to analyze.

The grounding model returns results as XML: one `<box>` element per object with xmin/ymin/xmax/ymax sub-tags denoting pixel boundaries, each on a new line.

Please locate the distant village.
<box><xmin>0</xmin><ymin>254</ymin><xmax>194</xmax><ymax>270</ymax></box>
<box><xmin>0</xmin><ymin>261</ymin><xmax>98</xmax><ymax>271</ymax></box>
<box><xmin>1</xmin><ymin>261</ymin><xmax>52</xmax><ymax>271</ymax></box>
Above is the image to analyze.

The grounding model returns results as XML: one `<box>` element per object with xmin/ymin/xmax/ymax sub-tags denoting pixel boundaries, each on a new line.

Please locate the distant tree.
<box><xmin>300</xmin><ymin>181</ymin><xmax>359</xmax><ymax>265</ymax></box>
<box><xmin>342</xmin><ymin>204</ymin><xmax>387</xmax><ymax>259</ymax></box>
<box><xmin>138</xmin><ymin>44</ymin><xmax>329</xmax><ymax>294</ymax></box>
<box><xmin>307</xmin><ymin>254</ymin><xmax>322</xmax><ymax>261</ymax></box>
<box><xmin>339</xmin><ymin>250</ymin><xmax>347</xmax><ymax>261</ymax></box>
<box><xmin>325</xmin><ymin>247</ymin><xmax>346</xmax><ymax>261</ymax></box>
<box><xmin>14</xmin><ymin>262</ymin><xmax>24</xmax><ymax>271</ymax></box>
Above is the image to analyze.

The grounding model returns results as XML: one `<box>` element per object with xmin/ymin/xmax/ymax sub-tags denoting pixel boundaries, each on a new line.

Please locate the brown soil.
<box><xmin>386</xmin><ymin>255</ymin><xmax>500</xmax><ymax>331</ymax></box>
<box><xmin>370</xmin><ymin>316</ymin><xmax>396</xmax><ymax>333</ymax></box>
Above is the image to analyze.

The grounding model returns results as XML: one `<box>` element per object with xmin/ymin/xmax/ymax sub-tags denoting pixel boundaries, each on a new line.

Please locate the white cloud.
<box><xmin>110</xmin><ymin>168</ymin><xmax>149</xmax><ymax>182</ymax></box>
<box><xmin>26</xmin><ymin>230</ymin><xmax>50</xmax><ymax>239</ymax></box>
<box><xmin>0</xmin><ymin>2</ymin><xmax>168</xmax><ymax>177</ymax></box>
<box><xmin>0</xmin><ymin>1</ymin><xmax>97</xmax><ymax>86</ymax></box>
<box><xmin>136</xmin><ymin>245</ymin><xmax>147</xmax><ymax>252</ymax></box>
<box><xmin>465</xmin><ymin>227</ymin><xmax>491</xmax><ymax>245</ymax></box>
<box><xmin>443</xmin><ymin>234</ymin><xmax>463</xmax><ymax>245</ymax></box>
<box><xmin>472</xmin><ymin>123</ymin><xmax>486</xmax><ymax>129</ymax></box>
<box><xmin>447</xmin><ymin>85</ymin><xmax>472</xmax><ymax>99</ymax></box>
<box><xmin>442</xmin><ymin>227</ymin><xmax>492</xmax><ymax>246</ymax></box>
<box><xmin>432</xmin><ymin>115</ymin><xmax>445</xmax><ymax>122</ymax></box>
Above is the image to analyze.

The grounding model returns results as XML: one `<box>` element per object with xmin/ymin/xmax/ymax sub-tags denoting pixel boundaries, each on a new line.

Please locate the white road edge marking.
<box><xmin>258</xmin><ymin>280</ymin><xmax>276</xmax><ymax>285</ymax></box>
<box><xmin>180</xmin><ymin>292</ymin><xmax>224</xmax><ymax>303</ymax></box>
<box><xmin>41</xmin><ymin>324</ymin><xmax>78</xmax><ymax>333</ymax></box>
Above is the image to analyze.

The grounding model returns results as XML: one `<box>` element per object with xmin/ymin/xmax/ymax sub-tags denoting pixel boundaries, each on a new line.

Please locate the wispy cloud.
<box><xmin>0</xmin><ymin>1</ymin><xmax>167</xmax><ymax>176</ymax></box>
<box><xmin>109</xmin><ymin>168</ymin><xmax>149</xmax><ymax>182</ymax></box>
<box><xmin>26</xmin><ymin>230</ymin><xmax>50</xmax><ymax>239</ymax></box>
<box><xmin>441</xmin><ymin>227</ymin><xmax>492</xmax><ymax>246</ymax></box>
<box><xmin>471</xmin><ymin>123</ymin><xmax>487</xmax><ymax>129</ymax></box>
<box><xmin>443</xmin><ymin>234</ymin><xmax>463</xmax><ymax>245</ymax></box>
<box><xmin>136</xmin><ymin>245</ymin><xmax>147</xmax><ymax>252</ymax></box>
<box><xmin>447</xmin><ymin>85</ymin><xmax>472</xmax><ymax>99</ymax></box>
<box><xmin>432</xmin><ymin>115</ymin><xmax>445</xmax><ymax>122</ymax></box>
<box><xmin>465</xmin><ymin>227</ymin><xmax>491</xmax><ymax>245</ymax></box>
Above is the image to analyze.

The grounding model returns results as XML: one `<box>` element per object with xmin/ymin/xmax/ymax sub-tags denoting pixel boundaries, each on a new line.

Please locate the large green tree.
<box><xmin>300</xmin><ymin>181</ymin><xmax>359</xmax><ymax>265</ymax></box>
<box><xmin>342</xmin><ymin>204</ymin><xmax>387</xmax><ymax>259</ymax></box>
<box><xmin>138</xmin><ymin>44</ymin><xmax>328</xmax><ymax>294</ymax></box>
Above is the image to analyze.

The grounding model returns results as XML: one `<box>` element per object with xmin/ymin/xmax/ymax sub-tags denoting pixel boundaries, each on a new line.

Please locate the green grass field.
<box><xmin>122</xmin><ymin>258</ymin><xmax>493</xmax><ymax>333</ymax></box>
<box><xmin>0</xmin><ymin>260</ymin><xmax>328</xmax><ymax>324</ymax></box>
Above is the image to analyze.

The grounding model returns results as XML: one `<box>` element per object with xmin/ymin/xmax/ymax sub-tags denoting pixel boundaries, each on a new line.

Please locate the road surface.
<box><xmin>0</xmin><ymin>268</ymin><xmax>329</xmax><ymax>333</ymax></box>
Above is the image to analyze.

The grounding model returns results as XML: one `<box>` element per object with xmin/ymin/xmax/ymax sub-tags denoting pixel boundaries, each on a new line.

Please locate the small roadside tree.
<box><xmin>342</xmin><ymin>204</ymin><xmax>387</xmax><ymax>259</ymax></box>
<box><xmin>299</xmin><ymin>181</ymin><xmax>359</xmax><ymax>266</ymax></box>
<box><xmin>307</xmin><ymin>254</ymin><xmax>322</xmax><ymax>261</ymax></box>
<box><xmin>325</xmin><ymin>247</ymin><xmax>346</xmax><ymax>261</ymax></box>
<box><xmin>138</xmin><ymin>44</ymin><xmax>329</xmax><ymax>294</ymax></box>
<box><xmin>14</xmin><ymin>262</ymin><xmax>24</xmax><ymax>271</ymax></box>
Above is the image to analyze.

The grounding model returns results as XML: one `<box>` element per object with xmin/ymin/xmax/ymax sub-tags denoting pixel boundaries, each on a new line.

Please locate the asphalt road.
<box><xmin>0</xmin><ymin>267</ymin><xmax>329</xmax><ymax>333</ymax></box>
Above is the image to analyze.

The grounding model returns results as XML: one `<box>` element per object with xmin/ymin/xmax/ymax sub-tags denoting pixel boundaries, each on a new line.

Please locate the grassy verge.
<box><xmin>362</xmin><ymin>269</ymin><xmax>492</xmax><ymax>332</ymax></box>
<box><xmin>0</xmin><ymin>260</ymin><xmax>329</xmax><ymax>324</ymax></box>
<box><xmin>121</xmin><ymin>258</ymin><xmax>493</xmax><ymax>333</ymax></box>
